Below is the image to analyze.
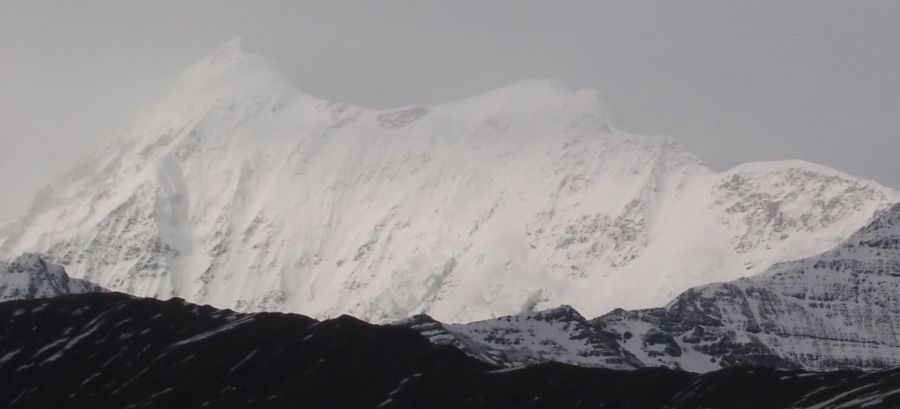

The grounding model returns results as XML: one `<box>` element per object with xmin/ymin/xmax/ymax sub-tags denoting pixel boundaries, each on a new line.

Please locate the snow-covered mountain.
<box><xmin>399</xmin><ymin>305</ymin><xmax>642</xmax><ymax>369</ymax></box>
<box><xmin>405</xmin><ymin>203</ymin><xmax>900</xmax><ymax>372</ymax></box>
<box><xmin>0</xmin><ymin>253</ymin><xmax>104</xmax><ymax>302</ymax></box>
<box><xmin>0</xmin><ymin>38</ymin><xmax>896</xmax><ymax>322</ymax></box>
<box><xmin>596</xmin><ymin>201</ymin><xmax>900</xmax><ymax>372</ymax></box>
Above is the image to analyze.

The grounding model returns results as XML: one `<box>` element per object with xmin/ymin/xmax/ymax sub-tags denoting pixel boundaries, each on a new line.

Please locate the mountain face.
<box><xmin>0</xmin><ymin>253</ymin><xmax>104</xmax><ymax>302</ymax></box>
<box><xmin>399</xmin><ymin>306</ymin><xmax>643</xmax><ymax>370</ymax></box>
<box><xmin>403</xmin><ymin>203</ymin><xmax>900</xmax><ymax>372</ymax></box>
<box><xmin>0</xmin><ymin>38</ymin><xmax>896</xmax><ymax>322</ymax></box>
<box><xmin>4</xmin><ymin>292</ymin><xmax>900</xmax><ymax>409</ymax></box>
<box><xmin>596</xmin><ymin>202</ymin><xmax>900</xmax><ymax>372</ymax></box>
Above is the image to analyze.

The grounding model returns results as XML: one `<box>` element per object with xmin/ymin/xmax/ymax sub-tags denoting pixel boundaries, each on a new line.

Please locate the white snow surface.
<box><xmin>0</xmin><ymin>38</ymin><xmax>896</xmax><ymax>322</ymax></box>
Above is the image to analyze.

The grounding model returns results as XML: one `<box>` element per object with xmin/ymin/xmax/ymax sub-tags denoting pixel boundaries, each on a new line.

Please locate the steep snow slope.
<box><xmin>0</xmin><ymin>39</ymin><xmax>896</xmax><ymax>322</ymax></box>
<box><xmin>0</xmin><ymin>253</ymin><xmax>104</xmax><ymax>301</ymax></box>
<box><xmin>596</xmin><ymin>202</ymin><xmax>900</xmax><ymax>372</ymax></box>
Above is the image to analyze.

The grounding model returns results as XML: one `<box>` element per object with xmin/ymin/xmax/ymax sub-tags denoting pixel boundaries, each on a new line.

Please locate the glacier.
<box><xmin>0</xmin><ymin>38</ymin><xmax>897</xmax><ymax>322</ymax></box>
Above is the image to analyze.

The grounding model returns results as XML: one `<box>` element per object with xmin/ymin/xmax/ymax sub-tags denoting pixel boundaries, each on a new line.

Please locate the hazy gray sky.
<box><xmin>2</xmin><ymin>0</ymin><xmax>899</xmax><ymax>224</ymax></box>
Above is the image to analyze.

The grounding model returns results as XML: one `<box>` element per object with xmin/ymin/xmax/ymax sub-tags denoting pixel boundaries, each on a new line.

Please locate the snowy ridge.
<box><xmin>0</xmin><ymin>253</ymin><xmax>104</xmax><ymax>302</ymax></box>
<box><xmin>596</xmin><ymin>203</ymin><xmax>900</xmax><ymax>372</ymax></box>
<box><xmin>399</xmin><ymin>305</ymin><xmax>642</xmax><ymax>369</ymax></box>
<box><xmin>408</xmin><ymin>204</ymin><xmax>900</xmax><ymax>372</ymax></box>
<box><xmin>0</xmin><ymin>39</ymin><xmax>896</xmax><ymax>322</ymax></box>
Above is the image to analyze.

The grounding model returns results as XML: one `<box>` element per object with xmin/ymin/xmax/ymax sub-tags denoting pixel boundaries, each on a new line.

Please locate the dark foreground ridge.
<box><xmin>2</xmin><ymin>293</ymin><xmax>900</xmax><ymax>409</ymax></box>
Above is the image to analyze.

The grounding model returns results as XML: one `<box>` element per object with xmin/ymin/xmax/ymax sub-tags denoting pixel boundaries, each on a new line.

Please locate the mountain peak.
<box><xmin>164</xmin><ymin>36</ymin><xmax>295</xmax><ymax>99</ymax></box>
<box><xmin>532</xmin><ymin>305</ymin><xmax>586</xmax><ymax>322</ymax></box>
<box><xmin>209</xmin><ymin>36</ymin><xmax>245</xmax><ymax>63</ymax></box>
<box><xmin>123</xmin><ymin>37</ymin><xmax>298</xmax><ymax>147</ymax></box>
<box><xmin>2</xmin><ymin>43</ymin><xmax>897</xmax><ymax>323</ymax></box>
<box><xmin>1</xmin><ymin>253</ymin><xmax>105</xmax><ymax>302</ymax></box>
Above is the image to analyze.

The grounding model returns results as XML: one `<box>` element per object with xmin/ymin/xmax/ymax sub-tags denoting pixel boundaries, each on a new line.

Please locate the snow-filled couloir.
<box><xmin>0</xmin><ymin>38</ymin><xmax>897</xmax><ymax>322</ymax></box>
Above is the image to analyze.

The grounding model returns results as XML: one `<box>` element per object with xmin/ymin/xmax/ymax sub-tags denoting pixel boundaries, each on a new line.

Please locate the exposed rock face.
<box><xmin>399</xmin><ymin>305</ymin><xmax>643</xmax><ymax>369</ymax></box>
<box><xmin>0</xmin><ymin>38</ymin><xmax>896</xmax><ymax>322</ymax></box>
<box><xmin>0</xmin><ymin>253</ymin><xmax>104</xmax><ymax>302</ymax></box>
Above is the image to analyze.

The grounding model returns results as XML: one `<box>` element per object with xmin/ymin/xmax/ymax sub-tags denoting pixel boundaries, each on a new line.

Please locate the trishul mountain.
<box><xmin>0</xmin><ymin>38</ymin><xmax>896</xmax><ymax>322</ymax></box>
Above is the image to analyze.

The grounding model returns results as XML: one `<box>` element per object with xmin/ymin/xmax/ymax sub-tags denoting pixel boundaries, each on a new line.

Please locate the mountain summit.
<box><xmin>0</xmin><ymin>253</ymin><xmax>104</xmax><ymax>302</ymax></box>
<box><xmin>0</xmin><ymin>41</ymin><xmax>896</xmax><ymax>322</ymax></box>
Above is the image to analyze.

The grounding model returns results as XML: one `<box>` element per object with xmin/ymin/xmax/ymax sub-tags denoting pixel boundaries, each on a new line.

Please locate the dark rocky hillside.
<box><xmin>2</xmin><ymin>293</ymin><xmax>900</xmax><ymax>409</ymax></box>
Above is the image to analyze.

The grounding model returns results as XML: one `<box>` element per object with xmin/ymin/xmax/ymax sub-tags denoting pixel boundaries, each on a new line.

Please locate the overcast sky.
<box><xmin>2</xmin><ymin>0</ymin><xmax>899</xmax><ymax>224</ymax></box>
